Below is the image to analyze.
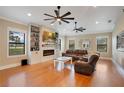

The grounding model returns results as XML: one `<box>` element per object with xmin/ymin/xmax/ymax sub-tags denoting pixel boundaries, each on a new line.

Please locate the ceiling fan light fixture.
<box><xmin>57</xmin><ymin>18</ymin><xmax>61</xmax><ymax>21</ymax></box>
<box><xmin>43</xmin><ymin>6</ymin><xmax>74</xmax><ymax>25</ymax></box>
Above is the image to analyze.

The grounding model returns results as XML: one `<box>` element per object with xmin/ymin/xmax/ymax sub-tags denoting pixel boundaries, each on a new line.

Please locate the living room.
<box><xmin>0</xmin><ymin>6</ymin><xmax>124</xmax><ymax>87</ymax></box>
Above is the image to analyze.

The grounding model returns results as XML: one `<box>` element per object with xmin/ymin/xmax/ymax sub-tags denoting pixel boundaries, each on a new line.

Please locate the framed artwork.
<box><xmin>116</xmin><ymin>31</ymin><xmax>124</xmax><ymax>51</ymax></box>
<box><xmin>69</xmin><ymin>40</ymin><xmax>75</xmax><ymax>50</ymax></box>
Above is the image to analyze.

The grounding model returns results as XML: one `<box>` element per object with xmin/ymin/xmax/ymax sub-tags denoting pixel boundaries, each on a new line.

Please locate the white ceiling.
<box><xmin>0</xmin><ymin>6</ymin><xmax>123</xmax><ymax>36</ymax></box>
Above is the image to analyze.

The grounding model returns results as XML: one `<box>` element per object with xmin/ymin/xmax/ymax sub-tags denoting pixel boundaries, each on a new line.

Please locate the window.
<box><xmin>58</xmin><ymin>39</ymin><xmax>61</xmax><ymax>50</ymax></box>
<box><xmin>69</xmin><ymin>40</ymin><xmax>75</xmax><ymax>50</ymax></box>
<box><xmin>8</xmin><ymin>29</ymin><xmax>26</xmax><ymax>56</ymax></box>
<box><xmin>97</xmin><ymin>37</ymin><xmax>107</xmax><ymax>52</ymax></box>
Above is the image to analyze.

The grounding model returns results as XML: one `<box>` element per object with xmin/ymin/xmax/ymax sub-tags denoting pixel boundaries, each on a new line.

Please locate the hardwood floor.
<box><xmin>0</xmin><ymin>59</ymin><xmax>124</xmax><ymax>87</ymax></box>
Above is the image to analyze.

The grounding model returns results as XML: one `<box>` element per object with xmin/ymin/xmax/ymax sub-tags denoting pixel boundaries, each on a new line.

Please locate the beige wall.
<box><xmin>0</xmin><ymin>18</ymin><xmax>28</xmax><ymax>67</ymax></box>
<box><xmin>0</xmin><ymin>17</ymin><xmax>113</xmax><ymax>69</ymax></box>
<box><xmin>112</xmin><ymin>14</ymin><xmax>124</xmax><ymax>69</ymax></box>
<box><xmin>0</xmin><ymin>18</ymin><xmax>58</xmax><ymax>68</ymax></box>
<box><xmin>0</xmin><ymin>20</ymin><xmax>2</xmax><ymax>65</ymax></box>
<box><xmin>65</xmin><ymin>32</ymin><xmax>112</xmax><ymax>58</ymax></box>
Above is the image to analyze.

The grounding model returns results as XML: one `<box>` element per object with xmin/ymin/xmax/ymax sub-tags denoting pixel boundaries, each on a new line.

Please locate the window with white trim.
<box><xmin>96</xmin><ymin>37</ymin><xmax>107</xmax><ymax>52</ymax></box>
<box><xmin>8</xmin><ymin>29</ymin><xmax>26</xmax><ymax>56</ymax></box>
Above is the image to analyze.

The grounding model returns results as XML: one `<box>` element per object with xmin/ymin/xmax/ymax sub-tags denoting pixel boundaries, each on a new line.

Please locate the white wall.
<box><xmin>112</xmin><ymin>13</ymin><xmax>124</xmax><ymax>69</ymax></box>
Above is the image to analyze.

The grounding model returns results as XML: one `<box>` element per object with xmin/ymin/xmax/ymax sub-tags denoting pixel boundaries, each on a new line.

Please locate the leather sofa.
<box><xmin>74</xmin><ymin>54</ymin><xmax>99</xmax><ymax>75</ymax></box>
<box><xmin>62</xmin><ymin>50</ymin><xmax>88</xmax><ymax>61</ymax></box>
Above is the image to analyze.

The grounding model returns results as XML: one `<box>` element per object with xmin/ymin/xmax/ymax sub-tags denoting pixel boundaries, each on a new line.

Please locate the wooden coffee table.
<box><xmin>54</xmin><ymin>57</ymin><xmax>72</xmax><ymax>70</ymax></box>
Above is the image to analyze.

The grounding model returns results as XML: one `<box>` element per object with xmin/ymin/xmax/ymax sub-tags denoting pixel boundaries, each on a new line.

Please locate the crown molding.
<box><xmin>0</xmin><ymin>16</ymin><xmax>28</xmax><ymax>26</ymax></box>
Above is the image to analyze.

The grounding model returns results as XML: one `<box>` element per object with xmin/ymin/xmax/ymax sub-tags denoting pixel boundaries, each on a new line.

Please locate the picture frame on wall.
<box><xmin>116</xmin><ymin>31</ymin><xmax>124</xmax><ymax>52</ymax></box>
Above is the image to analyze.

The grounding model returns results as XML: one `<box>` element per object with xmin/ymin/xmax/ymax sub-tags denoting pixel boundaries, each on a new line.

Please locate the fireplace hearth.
<box><xmin>43</xmin><ymin>50</ymin><xmax>54</xmax><ymax>56</ymax></box>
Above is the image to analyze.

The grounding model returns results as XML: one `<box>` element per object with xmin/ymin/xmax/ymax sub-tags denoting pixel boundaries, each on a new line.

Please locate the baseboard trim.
<box><xmin>0</xmin><ymin>63</ymin><xmax>20</xmax><ymax>70</ymax></box>
<box><xmin>112</xmin><ymin>59</ymin><xmax>124</xmax><ymax>77</ymax></box>
<box><xmin>30</xmin><ymin>61</ymin><xmax>42</xmax><ymax>65</ymax></box>
<box><xmin>100</xmin><ymin>57</ymin><xmax>112</xmax><ymax>60</ymax></box>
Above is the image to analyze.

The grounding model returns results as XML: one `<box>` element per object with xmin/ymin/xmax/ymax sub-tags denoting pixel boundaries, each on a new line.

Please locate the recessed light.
<box><xmin>96</xmin><ymin>21</ymin><xmax>99</xmax><ymax>24</ymax></box>
<box><xmin>27</xmin><ymin>13</ymin><xmax>32</xmax><ymax>17</ymax></box>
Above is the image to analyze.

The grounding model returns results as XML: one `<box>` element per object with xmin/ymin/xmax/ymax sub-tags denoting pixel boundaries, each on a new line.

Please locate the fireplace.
<box><xmin>43</xmin><ymin>50</ymin><xmax>54</xmax><ymax>56</ymax></box>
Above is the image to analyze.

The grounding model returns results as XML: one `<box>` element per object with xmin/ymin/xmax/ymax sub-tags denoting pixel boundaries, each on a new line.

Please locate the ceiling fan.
<box><xmin>73</xmin><ymin>22</ymin><xmax>86</xmax><ymax>32</ymax></box>
<box><xmin>43</xmin><ymin>6</ymin><xmax>75</xmax><ymax>25</ymax></box>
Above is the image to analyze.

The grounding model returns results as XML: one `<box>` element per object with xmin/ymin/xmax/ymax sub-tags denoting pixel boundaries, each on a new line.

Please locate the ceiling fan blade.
<box><xmin>77</xmin><ymin>27</ymin><xmax>83</xmax><ymax>31</ymax></box>
<box><xmin>50</xmin><ymin>20</ymin><xmax>56</xmax><ymax>24</ymax></box>
<box><xmin>78</xmin><ymin>27</ymin><xmax>86</xmax><ymax>31</ymax></box>
<box><xmin>44</xmin><ymin>13</ymin><xmax>55</xmax><ymax>17</ymax></box>
<box><xmin>61</xmin><ymin>12</ymin><xmax>71</xmax><ymax>18</ymax></box>
<box><xmin>80</xmin><ymin>30</ymin><xmax>83</xmax><ymax>32</ymax></box>
<box><xmin>54</xmin><ymin>10</ymin><xmax>59</xmax><ymax>17</ymax></box>
<box><xmin>73</xmin><ymin>29</ymin><xmax>76</xmax><ymax>31</ymax></box>
<box><xmin>61</xmin><ymin>19</ymin><xmax>70</xmax><ymax>23</ymax></box>
<box><xmin>44</xmin><ymin>18</ymin><xmax>54</xmax><ymax>21</ymax></box>
<box><xmin>62</xmin><ymin>18</ymin><xmax>74</xmax><ymax>20</ymax></box>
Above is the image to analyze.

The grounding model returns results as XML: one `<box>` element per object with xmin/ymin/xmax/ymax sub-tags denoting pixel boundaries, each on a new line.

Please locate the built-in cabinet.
<box><xmin>30</xmin><ymin>25</ymin><xmax>40</xmax><ymax>51</ymax></box>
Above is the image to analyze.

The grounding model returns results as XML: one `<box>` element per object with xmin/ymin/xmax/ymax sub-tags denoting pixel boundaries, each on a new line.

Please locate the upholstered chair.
<box><xmin>74</xmin><ymin>54</ymin><xmax>99</xmax><ymax>75</ymax></box>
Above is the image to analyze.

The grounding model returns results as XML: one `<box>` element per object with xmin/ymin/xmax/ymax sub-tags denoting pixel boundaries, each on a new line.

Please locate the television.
<box><xmin>42</xmin><ymin>31</ymin><xmax>58</xmax><ymax>44</ymax></box>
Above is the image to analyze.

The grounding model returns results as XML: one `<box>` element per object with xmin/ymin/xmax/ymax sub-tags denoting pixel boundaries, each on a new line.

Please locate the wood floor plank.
<box><xmin>0</xmin><ymin>59</ymin><xmax>124</xmax><ymax>87</ymax></box>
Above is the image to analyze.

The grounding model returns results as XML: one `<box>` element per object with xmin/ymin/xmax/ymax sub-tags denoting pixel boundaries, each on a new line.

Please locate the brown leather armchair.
<box><xmin>74</xmin><ymin>55</ymin><xmax>99</xmax><ymax>75</ymax></box>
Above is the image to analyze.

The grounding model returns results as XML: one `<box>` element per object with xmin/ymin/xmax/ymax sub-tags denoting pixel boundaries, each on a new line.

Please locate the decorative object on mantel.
<box><xmin>30</xmin><ymin>25</ymin><xmax>40</xmax><ymax>51</ymax></box>
<box><xmin>116</xmin><ymin>31</ymin><xmax>124</xmax><ymax>52</ymax></box>
<box><xmin>43</xmin><ymin>6</ymin><xmax>74</xmax><ymax>25</ymax></box>
<box><xmin>42</xmin><ymin>31</ymin><xmax>58</xmax><ymax>47</ymax></box>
